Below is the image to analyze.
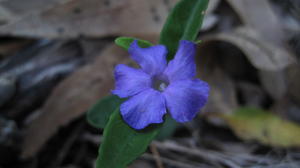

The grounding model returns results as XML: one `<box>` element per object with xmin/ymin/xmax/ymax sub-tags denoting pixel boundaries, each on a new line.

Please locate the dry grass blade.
<box><xmin>150</xmin><ymin>144</ymin><xmax>164</xmax><ymax>168</ymax></box>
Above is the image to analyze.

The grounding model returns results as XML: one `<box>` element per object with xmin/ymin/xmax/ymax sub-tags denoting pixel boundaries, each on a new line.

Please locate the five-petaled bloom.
<box><xmin>112</xmin><ymin>40</ymin><xmax>210</xmax><ymax>130</ymax></box>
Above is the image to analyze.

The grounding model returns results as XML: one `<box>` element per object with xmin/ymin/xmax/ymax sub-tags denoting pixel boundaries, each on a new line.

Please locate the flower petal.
<box><xmin>129</xmin><ymin>40</ymin><xmax>167</xmax><ymax>76</ymax></box>
<box><xmin>163</xmin><ymin>79</ymin><xmax>209</xmax><ymax>122</ymax></box>
<box><xmin>164</xmin><ymin>40</ymin><xmax>196</xmax><ymax>81</ymax></box>
<box><xmin>112</xmin><ymin>64</ymin><xmax>151</xmax><ymax>98</ymax></box>
<box><xmin>120</xmin><ymin>89</ymin><xmax>166</xmax><ymax>129</ymax></box>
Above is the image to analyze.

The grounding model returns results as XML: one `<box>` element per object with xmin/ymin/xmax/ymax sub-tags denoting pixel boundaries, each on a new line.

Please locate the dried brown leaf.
<box><xmin>226</xmin><ymin>0</ymin><xmax>285</xmax><ymax>44</ymax></box>
<box><xmin>21</xmin><ymin>43</ymin><xmax>132</xmax><ymax>158</ymax></box>
<box><xmin>0</xmin><ymin>0</ymin><xmax>177</xmax><ymax>38</ymax></box>
<box><xmin>224</xmin><ymin>0</ymin><xmax>297</xmax><ymax>100</ymax></box>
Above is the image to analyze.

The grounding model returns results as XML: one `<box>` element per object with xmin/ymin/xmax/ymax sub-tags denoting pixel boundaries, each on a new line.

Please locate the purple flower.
<box><xmin>112</xmin><ymin>40</ymin><xmax>209</xmax><ymax>130</ymax></box>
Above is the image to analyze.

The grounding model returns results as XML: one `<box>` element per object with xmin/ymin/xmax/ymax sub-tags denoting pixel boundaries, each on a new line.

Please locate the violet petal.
<box><xmin>163</xmin><ymin>79</ymin><xmax>209</xmax><ymax>122</ymax></box>
<box><xmin>129</xmin><ymin>40</ymin><xmax>167</xmax><ymax>76</ymax></box>
<box><xmin>164</xmin><ymin>40</ymin><xmax>196</xmax><ymax>81</ymax></box>
<box><xmin>112</xmin><ymin>64</ymin><xmax>151</xmax><ymax>98</ymax></box>
<box><xmin>120</xmin><ymin>89</ymin><xmax>166</xmax><ymax>129</ymax></box>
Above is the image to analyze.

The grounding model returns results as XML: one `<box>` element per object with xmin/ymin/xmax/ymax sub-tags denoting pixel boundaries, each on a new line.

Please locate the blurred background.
<box><xmin>0</xmin><ymin>0</ymin><xmax>300</xmax><ymax>167</ymax></box>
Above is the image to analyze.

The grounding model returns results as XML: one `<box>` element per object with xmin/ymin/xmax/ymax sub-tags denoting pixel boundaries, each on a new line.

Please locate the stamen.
<box><xmin>159</xmin><ymin>83</ymin><xmax>167</xmax><ymax>91</ymax></box>
<box><xmin>152</xmin><ymin>76</ymin><xmax>169</xmax><ymax>92</ymax></box>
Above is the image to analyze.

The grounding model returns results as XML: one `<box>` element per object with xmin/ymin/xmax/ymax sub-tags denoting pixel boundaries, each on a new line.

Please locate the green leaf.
<box><xmin>115</xmin><ymin>37</ymin><xmax>153</xmax><ymax>50</ymax></box>
<box><xmin>221</xmin><ymin>107</ymin><xmax>300</xmax><ymax>147</ymax></box>
<box><xmin>156</xmin><ymin>115</ymin><xmax>179</xmax><ymax>140</ymax></box>
<box><xmin>87</xmin><ymin>95</ymin><xmax>123</xmax><ymax>129</ymax></box>
<box><xmin>159</xmin><ymin>0</ymin><xmax>209</xmax><ymax>60</ymax></box>
<box><xmin>96</xmin><ymin>109</ymin><xmax>161</xmax><ymax>168</ymax></box>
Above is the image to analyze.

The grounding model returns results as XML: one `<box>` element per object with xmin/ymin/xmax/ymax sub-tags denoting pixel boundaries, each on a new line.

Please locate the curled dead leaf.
<box><xmin>202</xmin><ymin>27</ymin><xmax>294</xmax><ymax>71</ymax></box>
<box><xmin>223</xmin><ymin>0</ymin><xmax>297</xmax><ymax>100</ymax></box>
<box><xmin>201</xmin><ymin>27</ymin><xmax>295</xmax><ymax>99</ymax></box>
<box><xmin>199</xmin><ymin>68</ymin><xmax>238</xmax><ymax>115</ymax></box>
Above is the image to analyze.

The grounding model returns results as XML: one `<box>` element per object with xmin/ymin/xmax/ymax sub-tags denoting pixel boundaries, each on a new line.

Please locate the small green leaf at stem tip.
<box><xmin>86</xmin><ymin>95</ymin><xmax>123</xmax><ymax>129</ymax></box>
<box><xmin>159</xmin><ymin>0</ymin><xmax>209</xmax><ymax>60</ymax></box>
<box><xmin>115</xmin><ymin>37</ymin><xmax>152</xmax><ymax>50</ymax></box>
<box><xmin>96</xmin><ymin>109</ymin><xmax>161</xmax><ymax>168</ymax></box>
<box><xmin>196</xmin><ymin>40</ymin><xmax>202</xmax><ymax>44</ymax></box>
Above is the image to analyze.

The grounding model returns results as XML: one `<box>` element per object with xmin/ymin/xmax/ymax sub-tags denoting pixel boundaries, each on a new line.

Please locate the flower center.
<box><xmin>152</xmin><ymin>76</ymin><xmax>169</xmax><ymax>92</ymax></box>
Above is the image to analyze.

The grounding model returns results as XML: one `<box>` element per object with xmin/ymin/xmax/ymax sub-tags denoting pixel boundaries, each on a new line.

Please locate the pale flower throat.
<box><xmin>152</xmin><ymin>76</ymin><xmax>169</xmax><ymax>92</ymax></box>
